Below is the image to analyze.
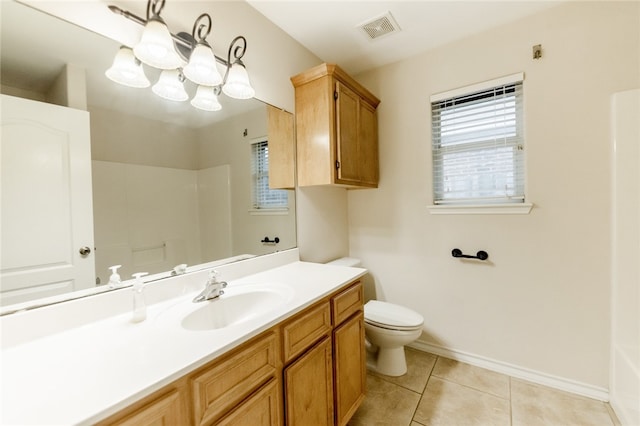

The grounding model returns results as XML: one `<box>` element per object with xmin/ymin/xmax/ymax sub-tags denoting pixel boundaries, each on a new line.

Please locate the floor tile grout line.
<box><xmin>430</xmin><ymin>375</ymin><xmax>511</xmax><ymax>401</ymax></box>
<box><xmin>509</xmin><ymin>376</ymin><xmax>513</xmax><ymax>426</ymax></box>
<box><xmin>368</xmin><ymin>353</ymin><xmax>438</xmax><ymax>395</ymax></box>
<box><xmin>408</xmin><ymin>355</ymin><xmax>439</xmax><ymax>424</ymax></box>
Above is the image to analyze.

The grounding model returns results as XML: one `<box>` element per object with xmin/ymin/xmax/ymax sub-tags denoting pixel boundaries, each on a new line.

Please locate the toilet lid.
<box><xmin>364</xmin><ymin>300</ymin><xmax>424</xmax><ymax>329</ymax></box>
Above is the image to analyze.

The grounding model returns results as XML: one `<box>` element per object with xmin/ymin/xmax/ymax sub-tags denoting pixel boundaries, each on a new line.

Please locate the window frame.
<box><xmin>428</xmin><ymin>73</ymin><xmax>532</xmax><ymax>215</ymax></box>
<box><xmin>249</xmin><ymin>137</ymin><xmax>289</xmax><ymax>214</ymax></box>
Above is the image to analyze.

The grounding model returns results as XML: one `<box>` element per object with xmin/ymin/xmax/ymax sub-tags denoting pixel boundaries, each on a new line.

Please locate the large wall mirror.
<box><xmin>0</xmin><ymin>0</ymin><xmax>296</xmax><ymax>310</ymax></box>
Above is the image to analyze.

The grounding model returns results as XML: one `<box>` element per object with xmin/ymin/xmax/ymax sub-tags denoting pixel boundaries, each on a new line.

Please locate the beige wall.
<box><xmin>351</xmin><ymin>1</ymin><xmax>640</xmax><ymax>391</ymax></box>
<box><xmin>296</xmin><ymin>186</ymin><xmax>349</xmax><ymax>263</ymax></box>
<box><xmin>90</xmin><ymin>105</ymin><xmax>199</xmax><ymax>170</ymax></box>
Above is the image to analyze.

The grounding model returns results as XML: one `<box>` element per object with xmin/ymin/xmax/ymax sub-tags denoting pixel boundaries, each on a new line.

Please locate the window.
<box><xmin>431</xmin><ymin>73</ymin><xmax>525</xmax><ymax>207</ymax></box>
<box><xmin>251</xmin><ymin>139</ymin><xmax>288</xmax><ymax>210</ymax></box>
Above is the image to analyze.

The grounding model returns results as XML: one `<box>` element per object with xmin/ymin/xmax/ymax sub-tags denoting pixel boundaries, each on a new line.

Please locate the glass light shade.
<box><xmin>183</xmin><ymin>43</ymin><xmax>222</xmax><ymax>86</ymax></box>
<box><xmin>191</xmin><ymin>85</ymin><xmax>222</xmax><ymax>111</ymax></box>
<box><xmin>152</xmin><ymin>69</ymin><xmax>188</xmax><ymax>102</ymax></box>
<box><xmin>222</xmin><ymin>62</ymin><xmax>255</xmax><ymax>100</ymax></box>
<box><xmin>105</xmin><ymin>47</ymin><xmax>150</xmax><ymax>88</ymax></box>
<box><xmin>133</xmin><ymin>18</ymin><xmax>184</xmax><ymax>70</ymax></box>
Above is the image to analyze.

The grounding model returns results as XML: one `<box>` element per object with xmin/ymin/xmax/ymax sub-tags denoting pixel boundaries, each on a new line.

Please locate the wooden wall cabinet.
<box><xmin>291</xmin><ymin>63</ymin><xmax>380</xmax><ymax>188</ymax></box>
<box><xmin>98</xmin><ymin>280</ymin><xmax>364</xmax><ymax>426</ymax></box>
<box><xmin>267</xmin><ymin>105</ymin><xmax>296</xmax><ymax>189</ymax></box>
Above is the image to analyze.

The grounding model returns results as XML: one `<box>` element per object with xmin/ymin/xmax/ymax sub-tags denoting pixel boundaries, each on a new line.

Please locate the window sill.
<box><xmin>428</xmin><ymin>203</ymin><xmax>533</xmax><ymax>215</ymax></box>
<box><xmin>248</xmin><ymin>208</ymin><xmax>289</xmax><ymax>216</ymax></box>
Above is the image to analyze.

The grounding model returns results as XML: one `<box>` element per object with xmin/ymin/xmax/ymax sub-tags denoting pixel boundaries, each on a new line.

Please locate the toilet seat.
<box><xmin>364</xmin><ymin>300</ymin><xmax>424</xmax><ymax>331</ymax></box>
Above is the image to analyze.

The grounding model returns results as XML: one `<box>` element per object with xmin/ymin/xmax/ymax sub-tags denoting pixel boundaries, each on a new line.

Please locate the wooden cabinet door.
<box><xmin>267</xmin><ymin>105</ymin><xmax>295</xmax><ymax>189</ymax></box>
<box><xmin>333</xmin><ymin>312</ymin><xmax>366</xmax><ymax>426</ymax></box>
<box><xmin>335</xmin><ymin>82</ymin><xmax>360</xmax><ymax>185</ymax></box>
<box><xmin>358</xmin><ymin>101</ymin><xmax>378</xmax><ymax>187</ymax></box>
<box><xmin>284</xmin><ymin>337</ymin><xmax>334</xmax><ymax>426</ymax></box>
<box><xmin>335</xmin><ymin>82</ymin><xmax>379</xmax><ymax>187</ymax></box>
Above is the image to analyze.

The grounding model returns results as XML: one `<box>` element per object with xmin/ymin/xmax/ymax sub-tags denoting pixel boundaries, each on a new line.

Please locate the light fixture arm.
<box><xmin>192</xmin><ymin>13</ymin><xmax>212</xmax><ymax>44</ymax></box>
<box><xmin>222</xmin><ymin>35</ymin><xmax>247</xmax><ymax>84</ymax></box>
<box><xmin>227</xmin><ymin>35</ymin><xmax>247</xmax><ymax>64</ymax></box>
<box><xmin>146</xmin><ymin>0</ymin><xmax>165</xmax><ymax>20</ymax></box>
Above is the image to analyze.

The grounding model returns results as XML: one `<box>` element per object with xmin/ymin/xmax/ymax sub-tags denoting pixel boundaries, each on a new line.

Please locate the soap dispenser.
<box><xmin>108</xmin><ymin>265</ymin><xmax>122</xmax><ymax>288</ymax></box>
<box><xmin>131</xmin><ymin>272</ymin><xmax>149</xmax><ymax>323</ymax></box>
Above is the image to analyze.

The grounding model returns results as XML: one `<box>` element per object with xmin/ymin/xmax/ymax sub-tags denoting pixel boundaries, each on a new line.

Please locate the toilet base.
<box><xmin>365</xmin><ymin>346</ymin><xmax>408</xmax><ymax>377</ymax></box>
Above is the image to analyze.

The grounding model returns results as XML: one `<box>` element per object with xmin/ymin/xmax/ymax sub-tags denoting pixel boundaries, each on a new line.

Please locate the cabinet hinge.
<box><xmin>335</xmin><ymin>160</ymin><xmax>340</xmax><ymax>169</ymax></box>
<box><xmin>334</xmin><ymin>91</ymin><xmax>338</xmax><ymax>100</ymax></box>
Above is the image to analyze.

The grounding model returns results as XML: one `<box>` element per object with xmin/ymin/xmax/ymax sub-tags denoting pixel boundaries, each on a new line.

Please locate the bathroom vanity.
<box><xmin>0</xmin><ymin>250</ymin><xmax>366</xmax><ymax>425</ymax></box>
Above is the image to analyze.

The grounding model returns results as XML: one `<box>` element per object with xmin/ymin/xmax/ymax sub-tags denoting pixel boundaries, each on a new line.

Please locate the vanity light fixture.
<box><xmin>221</xmin><ymin>36</ymin><xmax>255</xmax><ymax>100</ymax></box>
<box><xmin>152</xmin><ymin>69</ymin><xmax>189</xmax><ymax>102</ymax></box>
<box><xmin>107</xmin><ymin>0</ymin><xmax>255</xmax><ymax>111</ymax></box>
<box><xmin>105</xmin><ymin>46</ymin><xmax>151</xmax><ymax>88</ymax></box>
<box><xmin>191</xmin><ymin>85</ymin><xmax>222</xmax><ymax>111</ymax></box>
<box><xmin>133</xmin><ymin>0</ymin><xmax>184</xmax><ymax>70</ymax></box>
<box><xmin>182</xmin><ymin>14</ymin><xmax>223</xmax><ymax>87</ymax></box>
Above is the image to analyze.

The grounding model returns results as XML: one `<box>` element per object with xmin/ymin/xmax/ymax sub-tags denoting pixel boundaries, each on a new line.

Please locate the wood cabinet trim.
<box><xmin>291</xmin><ymin>63</ymin><xmax>380</xmax><ymax>108</ymax></box>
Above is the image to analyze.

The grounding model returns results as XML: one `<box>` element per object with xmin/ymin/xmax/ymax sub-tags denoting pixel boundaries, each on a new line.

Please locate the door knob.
<box><xmin>79</xmin><ymin>246</ymin><xmax>91</xmax><ymax>256</ymax></box>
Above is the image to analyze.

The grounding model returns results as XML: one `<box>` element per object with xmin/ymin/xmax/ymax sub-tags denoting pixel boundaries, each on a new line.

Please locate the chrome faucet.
<box><xmin>193</xmin><ymin>270</ymin><xmax>227</xmax><ymax>303</ymax></box>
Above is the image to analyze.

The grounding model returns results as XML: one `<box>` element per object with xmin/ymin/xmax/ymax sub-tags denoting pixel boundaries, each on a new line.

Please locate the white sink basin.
<box><xmin>157</xmin><ymin>283</ymin><xmax>293</xmax><ymax>331</ymax></box>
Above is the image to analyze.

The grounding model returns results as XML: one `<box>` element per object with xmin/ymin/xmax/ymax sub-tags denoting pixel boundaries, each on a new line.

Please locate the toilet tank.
<box><xmin>326</xmin><ymin>257</ymin><xmax>362</xmax><ymax>267</ymax></box>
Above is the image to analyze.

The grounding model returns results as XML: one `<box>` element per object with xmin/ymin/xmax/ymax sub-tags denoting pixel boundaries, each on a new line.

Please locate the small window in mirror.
<box><xmin>251</xmin><ymin>139</ymin><xmax>288</xmax><ymax>209</ymax></box>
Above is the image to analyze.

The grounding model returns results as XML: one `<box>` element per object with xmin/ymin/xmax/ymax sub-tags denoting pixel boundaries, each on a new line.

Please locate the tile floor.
<box><xmin>349</xmin><ymin>348</ymin><xmax>620</xmax><ymax>426</ymax></box>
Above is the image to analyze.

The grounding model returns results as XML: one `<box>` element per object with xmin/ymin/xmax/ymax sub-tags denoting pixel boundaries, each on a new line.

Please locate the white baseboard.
<box><xmin>409</xmin><ymin>340</ymin><xmax>610</xmax><ymax>402</ymax></box>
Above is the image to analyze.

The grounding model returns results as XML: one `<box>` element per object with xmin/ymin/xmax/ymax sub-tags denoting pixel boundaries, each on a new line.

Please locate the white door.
<box><xmin>1</xmin><ymin>94</ymin><xmax>95</xmax><ymax>306</ymax></box>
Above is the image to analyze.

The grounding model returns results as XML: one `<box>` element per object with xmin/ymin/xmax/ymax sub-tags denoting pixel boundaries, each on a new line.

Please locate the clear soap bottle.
<box><xmin>131</xmin><ymin>272</ymin><xmax>148</xmax><ymax>323</ymax></box>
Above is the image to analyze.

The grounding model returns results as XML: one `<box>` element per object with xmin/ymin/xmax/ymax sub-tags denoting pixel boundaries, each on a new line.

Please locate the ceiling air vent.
<box><xmin>357</xmin><ymin>11</ymin><xmax>401</xmax><ymax>41</ymax></box>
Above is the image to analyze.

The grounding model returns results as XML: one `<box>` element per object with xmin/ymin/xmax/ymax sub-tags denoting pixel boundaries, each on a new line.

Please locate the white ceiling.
<box><xmin>247</xmin><ymin>1</ymin><xmax>564</xmax><ymax>75</ymax></box>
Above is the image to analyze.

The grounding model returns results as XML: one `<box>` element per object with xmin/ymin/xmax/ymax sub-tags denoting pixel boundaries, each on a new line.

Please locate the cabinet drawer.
<box><xmin>192</xmin><ymin>331</ymin><xmax>279</xmax><ymax>425</ymax></box>
<box><xmin>331</xmin><ymin>281</ymin><xmax>363</xmax><ymax>326</ymax></box>
<box><xmin>282</xmin><ymin>301</ymin><xmax>331</xmax><ymax>363</ymax></box>
<box><xmin>102</xmin><ymin>388</ymin><xmax>185</xmax><ymax>426</ymax></box>
<box><xmin>216</xmin><ymin>379</ymin><xmax>282</xmax><ymax>426</ymax></box>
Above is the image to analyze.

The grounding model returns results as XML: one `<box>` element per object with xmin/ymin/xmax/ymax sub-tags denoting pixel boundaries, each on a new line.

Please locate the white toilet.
<box><xmin>326</xmin><ymin>257</ymin><xmax>424</xmax><ymax>377</ymax></box>
<box><xmin>364</xmin><ymin>300</ymin><xmax>424</xmax><ymax>376</ymax></box>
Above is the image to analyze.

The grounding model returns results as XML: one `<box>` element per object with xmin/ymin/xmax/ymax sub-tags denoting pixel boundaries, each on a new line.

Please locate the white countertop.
<box><xmin>0</xmin><ymin>260</ymin><xmax>366</xmax><ymax>425</ymax></box>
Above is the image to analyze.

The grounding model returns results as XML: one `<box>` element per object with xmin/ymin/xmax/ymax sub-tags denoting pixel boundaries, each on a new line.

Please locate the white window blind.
<box><xmin>251</xmin><ymin>140</ymin><xmax>288</xmax><ymax>209</ymax></box>
<box><xmin>431</xmin><ymin>75</ymin><xmax>525</xmax><ymax>205</ymax></box>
